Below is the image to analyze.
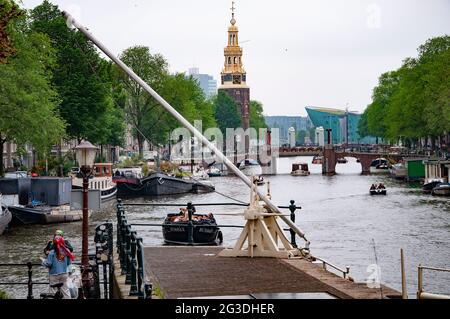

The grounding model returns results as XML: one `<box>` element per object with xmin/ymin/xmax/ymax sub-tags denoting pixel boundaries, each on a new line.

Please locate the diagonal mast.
<box><xmin>62</xmin><ymin>11</ymin><xmax>309</xmax><ymax>247</ymax></box>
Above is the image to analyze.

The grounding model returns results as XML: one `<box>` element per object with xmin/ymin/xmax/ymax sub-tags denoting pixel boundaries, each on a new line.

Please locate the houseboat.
<box><xmin>72</xmin><ymin>163</ymin><xmax>117</xmax><ymax>202</ymax></box>
<box><xmin>0</xmin><ymin>195</ymin><xmax>12</xmax><ymax>235</ymax></box>
<box><xmin>423</xmin><ymin>159</ymin><xmax>450</xmax><ymax>185</ymax></box>
<box><xmin>291</xmin><ymin>163</ymin><xmax>310</xmax><ymax>176</ymax></box>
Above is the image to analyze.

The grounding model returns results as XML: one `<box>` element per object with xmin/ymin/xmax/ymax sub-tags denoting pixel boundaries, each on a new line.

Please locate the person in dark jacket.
<box><xmin>44</xmin><ymin>230</ymin><xmax>73</xmax><ymax>256</ymax></box>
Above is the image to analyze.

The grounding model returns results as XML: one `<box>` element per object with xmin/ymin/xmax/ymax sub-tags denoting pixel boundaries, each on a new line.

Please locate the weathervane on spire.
<box><xmin>230</xmin><ymin>1</ymin><xmax>236</xmax><ymax>25</ymax></box>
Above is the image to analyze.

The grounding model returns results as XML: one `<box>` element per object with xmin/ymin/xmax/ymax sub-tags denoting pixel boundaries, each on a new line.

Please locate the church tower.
<box><xmin>219</xmin><ymin>1</ymin><xmax>250</xmax><ymax>132</ymax></box>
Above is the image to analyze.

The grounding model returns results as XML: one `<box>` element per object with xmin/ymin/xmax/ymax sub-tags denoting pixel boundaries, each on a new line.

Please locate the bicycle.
<box><xmin>40</xmin><ymin>282</ymin><xmax>64</xmax><ymax>299</ymax></box>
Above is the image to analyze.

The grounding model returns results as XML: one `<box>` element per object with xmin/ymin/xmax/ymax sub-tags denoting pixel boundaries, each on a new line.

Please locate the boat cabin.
<box><xmin>94</xmin><ymin>163</ymin><xmax>113</xmax><ymax>177</ymax></box>
<box><xmin>423</xmin><ymin>159</ymin><xmax>450</xmax><ymax>184</ymax></box>
<box><xmin>292</xmin><ymin>163</ymin><xmax>309</xmax><ymax>172</ymax></box>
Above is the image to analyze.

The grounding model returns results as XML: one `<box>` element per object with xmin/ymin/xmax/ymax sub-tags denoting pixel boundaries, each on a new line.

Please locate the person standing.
<box><xmin>44</xmin><ymin>229</ymin><xmax>73</xmax><ymax>256</ymax></box>
<box><xmin>42</xmin><ymin>236</ymin><xmax>75</xmax><ymax>299</ymax></box>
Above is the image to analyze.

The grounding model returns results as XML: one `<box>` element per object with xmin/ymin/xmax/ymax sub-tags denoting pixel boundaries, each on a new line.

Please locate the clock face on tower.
<box><xmin>232</xmin><ymin>75</ymin><xmax>241</xmax><ymax>84</ymax></box>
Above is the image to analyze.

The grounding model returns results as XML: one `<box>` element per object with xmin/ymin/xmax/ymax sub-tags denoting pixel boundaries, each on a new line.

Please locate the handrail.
<box><xmin>312</xmin><ymin>256</ymin><xmax>351</xmax><ymax>280</ymax></box>
<box><xmin>417</xmin><ymin>264</ymin><xmax>450</xmax><ymax>299</ymax></box>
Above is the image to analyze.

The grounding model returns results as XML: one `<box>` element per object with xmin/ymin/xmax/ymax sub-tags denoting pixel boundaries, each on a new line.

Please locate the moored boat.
<box><xmin>0</xmin><ymin>199</ymin><xmax>12</xmax><ymax>235</ymax></box>
<box><xmin>431</xmin><ymin>183</ymin><xmax>450</xmax><ymax>196</ymax></box>
<box><xmin>207</xmin><ymin>167</ymin><xmax>222</xmax><ymax>177</ymax></box>
<box><xmin>422</xmin><ymin>180</ymin><xmax>442</xmax><ymax>194</ymax></box>
<box><xmin>8</xmin><ymin>204</ymin><xmax>83</xmax><ymax>226</ymax></box>
<box><xmin>290</xmin><ymin>163</ymin><xmax>310</xmax><ymax>176</ymax></box>
<box><xmin>72</xmin><ymin>163</ymin><xmax>117</xmax><ymax>202</ymax></box>
<box><xmin>312</xmin><ymin>155</ymin><xmax>323</xmax><ymax>164</ymax></box>
<box><xmin>337</xmin><ymin>157</ymin><xmax>348</xmax><ymax>164</ymax></box>
<box><xmin>115</xmin><ymin>172</ymin><xmax>214</xmax><ymax>197</ymax></box>
<box><xmin>162</xmin><ymin>209</ymin><xmax>223</xmax><ymax>245</ymax></box>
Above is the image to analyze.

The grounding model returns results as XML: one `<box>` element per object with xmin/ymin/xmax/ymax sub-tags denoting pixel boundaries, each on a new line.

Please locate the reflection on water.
<box><xmin>1</xmin><ymin>156</ymin><xmax>449</xmax><ymax>298</ymax></box>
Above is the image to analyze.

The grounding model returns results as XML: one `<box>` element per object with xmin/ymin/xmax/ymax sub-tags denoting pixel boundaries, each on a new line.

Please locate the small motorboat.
<box><xmin>422</xmin><ymin>180</ymin><xmax>443</xmax><ymax>194</ymax></box>
<box><xmin>8</xmin><ymin>203</ymin><xmax>83</xmax><ymax>226</ymax></box>
<box><xmin>431</xmin><ymin>183</ymin><xmax>450</xmax><ymax>196</ymax></box>
<box><xmin>370</xmin><ymin>183</ymin><xmax>387</xmax><ymax>195</ymax></box>
<box><xmin>207</xmin><ymin>167</ymin><xmax>222</xmax><ymax>177</ymax></box>
<box><xmin>291</xmin><ymin>163</ymin><xmax>310</xmax><ymax>176</ymax></box>
<box><xmin>312</xmin><ymin>156</ymin><xmax>323</xmax><ymax>164</ymax></box>
<box><xmin>162</xmin><ymin>208</ymin><xmax>223</xmax><ymax>245</ymax></box>
<box><xmin>337</xmin><ymin>157</ymin><xmax>348</xmax><ymax>164</ymax></box>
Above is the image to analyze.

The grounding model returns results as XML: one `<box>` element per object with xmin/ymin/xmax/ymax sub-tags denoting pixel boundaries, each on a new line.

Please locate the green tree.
<box><xmin>30</xmin><ymin>1</ymin><xmax>113</xmax><ymax>144</ymax></box>
<box><xmin>249</xmin><ymin>100</ymin><xmax>267</xmax><ymax>133</ymax></box>
<box><xmin>0</xmin><ymin>0</ymin><xmax>22</xmax><ymax>64</ymax></box>
<box><xmin>357</xmin><ymin>109</ymin><xmax>369</xmax><ymax>138</ymax></box>
<box><xmin>0</xmin><ymin>7</ymin><xmax>65</xmax><ymax>176</ymax></box>
<box><xmin>117</xmin><ymin>45</ymin><xmax>169</xmax><ymax>156</ymax></box>
<box><xmin>213</xmin><ymin>91</ymin><xmax>241</xmax><ymax>135</ymax></box>
<box><xmin>366</xmin><ymin>71</ymin><xmax>401</xmax><ymax>140</ymax></box>
<box><xmin>162</xmin><ymin>73</ymin><xmax>216</xmax><ymax>138</ymax></box>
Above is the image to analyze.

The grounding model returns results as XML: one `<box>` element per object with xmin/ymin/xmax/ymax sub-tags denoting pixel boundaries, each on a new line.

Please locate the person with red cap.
<box><xmin>42</xmin><ymin>235</ymin><xmax>75</xmax><ymax>299</ymax></box>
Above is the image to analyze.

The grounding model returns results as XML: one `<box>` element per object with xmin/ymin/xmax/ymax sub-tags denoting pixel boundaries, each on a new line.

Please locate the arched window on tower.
<box><xmin>239</xmin><ymin>57</ymin><xmax>241</xmax><ymax>64</ymax></box>
<box><xmin>228</xmin><ymin>57</ymin><xmax>232</xmax><ymax>64</ymax></box>
<box><xmin>234</xmin><ymin>57</ymin><xmax>237</xmax><ymax>64</ymax></box>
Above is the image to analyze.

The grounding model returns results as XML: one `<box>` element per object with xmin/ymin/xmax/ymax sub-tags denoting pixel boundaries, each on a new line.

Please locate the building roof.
<box><xmin>305</xmin><ymin>106</ymin><xmax>359</xmax><ymax>116</ymax></box>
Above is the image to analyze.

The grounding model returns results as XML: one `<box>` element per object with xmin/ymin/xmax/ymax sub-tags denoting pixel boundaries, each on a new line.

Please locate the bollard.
<box><xmin>144</xmin><ymin>283</ymin><xmax>153</xmax><ymax>299</ymax></box>
<box><xmin>288</xmin><ymin>200</ymin><xmax>297</xmax><ymax>248</ymax></box>
<box><xmin>26</xmin><ymin>262</ymin><xmax>33</xmax><ymax>299</ymax></box>
<box><xmin>187</xmin><ymin>202</ymin><xmax>194</xmax><ymax>245</ymax></box>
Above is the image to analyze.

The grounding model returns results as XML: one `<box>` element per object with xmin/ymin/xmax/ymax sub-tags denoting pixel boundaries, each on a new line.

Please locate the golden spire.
<box><xmin>230</xmin><ymin>1</ymin><xmax>236</xmax><ymax>25</ymax></box>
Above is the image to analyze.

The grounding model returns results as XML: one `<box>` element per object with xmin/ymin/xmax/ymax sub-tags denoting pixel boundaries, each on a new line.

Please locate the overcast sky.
<box><xmin>21</xmin><ymin>0</ymin><xmax>450</xmax><ymax>116</ymax></box>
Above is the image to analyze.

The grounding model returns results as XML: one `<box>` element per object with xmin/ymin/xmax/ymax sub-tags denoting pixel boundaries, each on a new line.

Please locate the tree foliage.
<box><xmin>30</xmin><ymin>1</ymin><xmax>122</xmax><ymax>145</ymax></box>
<box><xmin>0</xmin><ymin>7</ymin><xmax>65</xmax><ymax>175</ymax></box>
<box><xmin>213</xmin><ymin>91</ymin><xmax>241</xmax><ymax>135</ymax></box>
<box><xmin>363</xmin><ymin>35</ymin><xmax>450</xmax><ymax>145</ymax></box>
<box><xmin>249</xmin><ymin>100</ymin><xmax>267</xmax><ymax>132</ymax></box>
<box><xmin>0</xmin><ymin>0</ymin><xmax>22</xmax><ymax>64</ymax></box>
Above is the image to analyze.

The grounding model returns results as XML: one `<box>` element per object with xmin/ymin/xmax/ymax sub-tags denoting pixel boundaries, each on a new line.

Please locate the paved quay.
<box><xmin>143</xmin><ymin>246</ymin><xmax>401</xmax><ymax>299</ymax></box>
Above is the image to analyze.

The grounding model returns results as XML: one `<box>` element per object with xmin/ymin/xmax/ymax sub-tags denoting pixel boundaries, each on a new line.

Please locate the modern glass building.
<box><xmin>305</xmin><ymin>106</ymin><xmax>376</xmax><ymax>144</ymax></box>
<box><xmin>188</xmin><ymin>68</ymin><xmax>217</xmax><ymax>98</ymax></box>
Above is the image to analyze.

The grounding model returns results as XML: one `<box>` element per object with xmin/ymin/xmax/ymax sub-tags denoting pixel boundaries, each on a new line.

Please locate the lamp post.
<box><xmin>74</xmin><ymin>140</ymin><xmax>98</xmax><ymax>298</ymax></box>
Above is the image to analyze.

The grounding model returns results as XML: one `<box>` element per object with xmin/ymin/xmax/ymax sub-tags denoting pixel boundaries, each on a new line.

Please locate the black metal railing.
<box><xmin>116</xmin><ymin>200</ymin><xmax>151</xmax><ymax>299</ymax></box>
<box><xmin>114</xmin><ymin>198</ymin><xmax>303</xmax><ymax>298</ymax></box>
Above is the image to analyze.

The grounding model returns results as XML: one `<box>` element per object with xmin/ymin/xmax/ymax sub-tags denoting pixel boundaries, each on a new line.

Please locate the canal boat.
<box><xmin>291</xmin><ymin>163</ymin><xmax>310</xmax><ymax>176</ymax></box>
<box><xmin>207</xmin><ymin>167</ymin><xmax>222</xmax><ymax>177</ymax></box>
<box><xmin>115</xmin><ymin>172</ymin><xmax>214</xmax><ymax>197</ymax></box>
<box><xmin>431</xmin><ymin>183</ymin><xmax>450</xmax><ymax>196</ymax></box>
<box><xmin>162</xmin><ymin>209</ymin><xmax>223</xmax><ymax>245</ymax></box>
<box><xmin>0</xmin><ymin>196</ymin><xmax>12</xmax><ymax>235</ymax></box>
<box><xmin>8</xmin><ymin>204</ymin><xmax>83</xmax><ymax>226</ymax></box>
<box><xmin>337</xmin><ymin>157</ymin><xmax>348</xmax><ymax>164</ymax></box>
<box><xmin>422</xmin><ymin>180</ymin><xmax>443</xmax><ymax>194</ymax></box>
<box><xmin>72</xmin><ymin>163</ymin><xmax>117</xmax><ymax>202</ymax></box>
<box><xmin>312</xmin><ymin>156</ymin><xmax>323</xmax><ymax>164</ymax></box>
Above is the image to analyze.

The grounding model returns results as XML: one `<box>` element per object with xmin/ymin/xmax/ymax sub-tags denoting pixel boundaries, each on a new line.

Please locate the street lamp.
<box><xmin>74</xmin><ymin>140</ymin><xmax>98</xmax><ymax>298</ymax></box>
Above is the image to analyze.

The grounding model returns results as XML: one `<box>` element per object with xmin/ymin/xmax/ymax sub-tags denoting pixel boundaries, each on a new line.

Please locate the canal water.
<box><xmin>1</xmin><ymin>156</ymin><xmax>449</xmax><ymax>298</ymax></box>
